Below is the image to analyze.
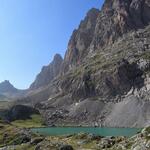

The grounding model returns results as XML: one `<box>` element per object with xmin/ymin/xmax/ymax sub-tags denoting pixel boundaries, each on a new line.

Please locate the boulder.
<box><xmin>7</xmin><ymin>105</ymin><xmax>39</xmax><ymax>121</ymax></box>
<box><xmin>59</xmin><ymin>145</ymin><xmax>74</xmax><ymax>150</ymax></box>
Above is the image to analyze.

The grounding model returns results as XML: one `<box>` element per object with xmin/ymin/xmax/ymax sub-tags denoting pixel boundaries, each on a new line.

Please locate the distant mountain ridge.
<box><xmin>0</xmin><ymin>94</ymin><xmax>9</xmax><ymax>101</ymax></box>
<box><xmin>0</xmin><ymin>80</ymin><xmax>28</xmax><ymax>99</ymax></box>
<box><xmin>0</xmin><ymin>80</ymin><xmax>18</xmax><ymax>94</ymax></box>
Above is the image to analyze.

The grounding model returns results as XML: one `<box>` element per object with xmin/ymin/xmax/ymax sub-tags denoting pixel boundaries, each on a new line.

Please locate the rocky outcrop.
<box><xmin>60</xmin><ymin>145</ymin><xmax>74</xmax><ymax>150</ymax></box>
<box><xmin>58</xmin><ymin>59</ymin><xmax>145</xmax><ymax>103</ymax></box>
<box><xmin>105</xmin><ymin>59</ymin><xmax>144</xmax><ymax>97</ymax></box>
<box><xmin>6</xmin><ymin>105</ymin><xmax>39</xmax><ymax>121</ymax></box>
<box><xmin>30</xmin><ymin>54</ymin><xmax>63</xmax><ymax>89</ymax></box>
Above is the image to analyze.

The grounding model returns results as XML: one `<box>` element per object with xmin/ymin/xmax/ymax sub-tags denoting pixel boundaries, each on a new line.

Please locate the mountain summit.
<box><xmin>0</xmin><ymin>80</ymin><xmax>18</xmax><ymax>94</ymax></box>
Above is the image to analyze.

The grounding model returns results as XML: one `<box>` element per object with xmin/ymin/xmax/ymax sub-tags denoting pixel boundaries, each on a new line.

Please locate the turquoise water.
<box><xmin>31</xmin><ymin>127</ymin><xmax>141</xmax><ymax>137</ymax></box>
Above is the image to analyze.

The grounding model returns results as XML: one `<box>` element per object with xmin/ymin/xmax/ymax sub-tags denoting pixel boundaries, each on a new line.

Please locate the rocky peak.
<box><xmin>90</xmin><ymin>0</ymin><xmax>150</xmax><ymax>50</ymax></box>
<box><xmin>30</xmin><ymin>54</ymin><xmax>63</xmax><ymax>90</ymax></box>
<box><xmin>62</xmin><ymin>8</ymin><xmax>100</xmax><ymax>72</ymax></box>
<box><xmin>102</xmin><ymin>0</ymin><xmax>148</xmax><ymax>28</ymax></box>
<box><xmin>0</xmin><ymin>80</ymin><xmax>17</xmax><ymax>93</ymax></box>
<box><xmin>53</xmin><ymin>53</ymin><xmax>63</xmax><ymax>62</ymax></box>
<box><xmin>79</xmin><ymin>8</ymin><xmax>100</xmax><ymax>30</ymax></box>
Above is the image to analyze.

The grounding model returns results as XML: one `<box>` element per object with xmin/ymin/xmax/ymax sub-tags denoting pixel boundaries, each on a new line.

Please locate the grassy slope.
<box><xmin>11</xmin><ymin>114</ymin><xmax>44</xmax><ymax>128</ymax></box>
<box><xmin>0</xmin><ymin>119</ymin><xmax>37</xmax><ymax>149</ymax></box>
<box><xmin>0</xmin><ymin>120</ymin><xmax>21</xmax><ymax>147</ymax></box>
<box><xmin>0</xmin><ymin>101</ymin><xmax>11</xmax><ymax>110</ymax></box>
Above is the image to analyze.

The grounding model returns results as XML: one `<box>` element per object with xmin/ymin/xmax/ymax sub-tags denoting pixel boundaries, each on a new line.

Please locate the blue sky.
<box><xmin>0</xmin><ymin>0</ymin><xmax>104</xmax><ymax>89</ymax></box>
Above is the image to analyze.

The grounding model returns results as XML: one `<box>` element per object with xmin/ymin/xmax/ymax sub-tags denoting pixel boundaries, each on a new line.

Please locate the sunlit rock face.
<box><xmin>62</xmin><ymin>0</ymin><xmax>150</xmax><ymax>72</ymax></box>
<box><xmin>90</xmin><ymin>0</ymin><xmax>150</xmax><ymax>51</ymax></box>
<box><xmin>62</xmin><ymin>8</ymin><xmax>100</xmax><ymax>72</ymax></box>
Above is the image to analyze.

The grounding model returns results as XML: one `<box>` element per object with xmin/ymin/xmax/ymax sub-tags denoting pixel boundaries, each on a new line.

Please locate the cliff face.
<box><xmin>30</xmin><ymin>54</ymin><xmax>63</xmax><ymax>90</ymax></box>
<box><xmin>62</xmin><ymin>0</ymin><xmax>150</xmax><ymax>72</ymax></box>
<box><xmin>90</xmin><ymin>0</ymin><xmax>150</xmax><ymax>50</ymax></box>
<box><xmin>62</xmin><ymin>8</ymin><xmax>100</xmax><ymax>72</ymax></box>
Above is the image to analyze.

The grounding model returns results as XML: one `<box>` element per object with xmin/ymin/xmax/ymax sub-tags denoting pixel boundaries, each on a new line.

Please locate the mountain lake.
<box><xmin>31</xmin><ymin>127</ymin><xmax>141</xmax><ymax>137</ymax></box>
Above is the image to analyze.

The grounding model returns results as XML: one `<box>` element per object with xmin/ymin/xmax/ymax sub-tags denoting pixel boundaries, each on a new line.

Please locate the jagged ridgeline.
<box><xmin>0</xmin><ymin>0</ymin><xmax>150</xmax><ymax>127</ymax></box>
